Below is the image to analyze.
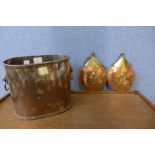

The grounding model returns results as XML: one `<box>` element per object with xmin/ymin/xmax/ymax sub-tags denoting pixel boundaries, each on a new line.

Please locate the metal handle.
<box><xmin>68</xmin><ymin>64</ymin><xmax>73</xmax><ymax>80</ymax></box>
<box><xmin>2</xmin><ymin>75</ymin><xmax>9</xmax><ymax>91</ymax></box>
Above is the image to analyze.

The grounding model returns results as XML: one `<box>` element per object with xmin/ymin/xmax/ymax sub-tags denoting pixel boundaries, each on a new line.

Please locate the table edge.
<box><xmin>1</xmin><ymin>90</ymin><xmax>155</xmax><ymax>111</ymax></box>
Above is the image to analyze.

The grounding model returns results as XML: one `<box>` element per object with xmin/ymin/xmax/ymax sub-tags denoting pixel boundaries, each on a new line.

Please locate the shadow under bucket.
<box><xmin>3</xmin><ymin>55</ymin><xmax>73</xmax><ymax>120</ymax></box>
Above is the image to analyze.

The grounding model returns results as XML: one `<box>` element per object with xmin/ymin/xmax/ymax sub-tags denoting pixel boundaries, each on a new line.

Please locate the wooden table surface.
<box><xmin>0</xmin><ymin>91</ymin><xmax>155</xmax><ymax>129</ymax></box>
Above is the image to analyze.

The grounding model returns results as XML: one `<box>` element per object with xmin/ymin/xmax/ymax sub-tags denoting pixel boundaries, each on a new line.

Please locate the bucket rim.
<box><xmin>3</xmin><ymin>54</ymin><xmax>70</xmax><ymax>68</ymax></box>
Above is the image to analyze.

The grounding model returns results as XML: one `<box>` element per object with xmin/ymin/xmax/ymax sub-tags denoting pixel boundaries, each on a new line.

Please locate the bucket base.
<box><xmin>14</xmin><ymin>104</ymin><xmax>72</xmax><ymax>120</ymax></box>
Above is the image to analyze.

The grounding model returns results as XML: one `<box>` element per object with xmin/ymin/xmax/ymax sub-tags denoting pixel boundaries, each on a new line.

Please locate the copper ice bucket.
<box><xmin>3</xmin><ymin>54</ymin><xmax>72</xmax><ymax>120</ymax></box>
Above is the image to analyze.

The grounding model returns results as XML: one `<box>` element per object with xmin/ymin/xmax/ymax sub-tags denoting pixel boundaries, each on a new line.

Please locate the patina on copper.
<box><xmin>3</xmin><ymin>55</ymin><xmax>72</xmax><ymax>120</ymax></box>
<box><xmin>80</xmin><ymin>53</ymin><xmax>107</xmax><ymax>91</ymax></box>
<box><xmin>107</xmin><ymin>53</ymin><xmax>135</xmax><ymax>91</ymax></box>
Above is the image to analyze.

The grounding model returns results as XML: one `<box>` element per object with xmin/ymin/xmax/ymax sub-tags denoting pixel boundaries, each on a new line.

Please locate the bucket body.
<box><xmin>3</xmin><ymin>55</ymin><xmax>72</xmax><ymax>120</ymax></box>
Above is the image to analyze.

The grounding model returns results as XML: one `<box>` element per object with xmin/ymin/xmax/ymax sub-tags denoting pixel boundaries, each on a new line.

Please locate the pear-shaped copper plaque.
<box><xmin>80</xmin><ymin>53</ymin><xmax>107</xmax><ymax>91</ymax></box>
<box><xmin>107</xmin><ymin>53</ymin><xmax>135</xmax><ymax>91</ymax></box>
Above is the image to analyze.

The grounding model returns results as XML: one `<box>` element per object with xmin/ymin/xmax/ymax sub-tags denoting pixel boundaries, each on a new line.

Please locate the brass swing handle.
<box><xmin>69</xmin><ymin>64</ymin><xmax>73</xmax><ymax>80</ymax></box>
<box><xmin>2</xmin><ymin>75</ymin><xmax>9</xmax><ymax>91</ymax></box>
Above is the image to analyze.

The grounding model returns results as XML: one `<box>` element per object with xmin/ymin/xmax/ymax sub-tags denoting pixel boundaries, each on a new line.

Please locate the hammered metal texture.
<box><xmin>80</xmin><ymin>53</ymin><xmax>107</xmax><ymax>91</ymax></box>
<box><xmin>107</xmin><ymin>53</ymin><xmax>135</xmax><ymax>91</ymax></box>
<box><xmin>3</xmin><ymin>55</ymin><xmax>72</xmax><ymax>120</ymax></box>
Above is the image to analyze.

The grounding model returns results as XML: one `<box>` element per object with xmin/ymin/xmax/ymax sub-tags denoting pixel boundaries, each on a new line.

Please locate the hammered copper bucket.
<box><xmin>3</xmin><ymin>55</ymin><xmax>72</xmax><ymax>120</ymax></box>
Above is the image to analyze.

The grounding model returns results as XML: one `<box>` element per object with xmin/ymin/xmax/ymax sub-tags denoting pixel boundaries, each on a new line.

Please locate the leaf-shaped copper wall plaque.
<box><xmin>80</xmin><ymin>53</ymin><xmax>107</xmax><ymax>91</ymax></box>
<box><xmin>107</xmin><ymin>53</ymin><xmax>135</xmax><ymax>91</ymax></box>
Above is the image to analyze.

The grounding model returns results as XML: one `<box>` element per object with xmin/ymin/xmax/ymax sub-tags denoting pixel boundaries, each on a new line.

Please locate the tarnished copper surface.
<box><xmin>3</xmin><ymin>55</ymin><xmax>72</xmax><ymax>120</ymax></box>
<box><xmin>107</xmin><ymin>53</ymin><xmax>135</xmax><ymax>91</ymax></box>
<box><xmin>80</xmin><ymin>53</ymin><xmax>107</xmax><ymax>91</ymax></box>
